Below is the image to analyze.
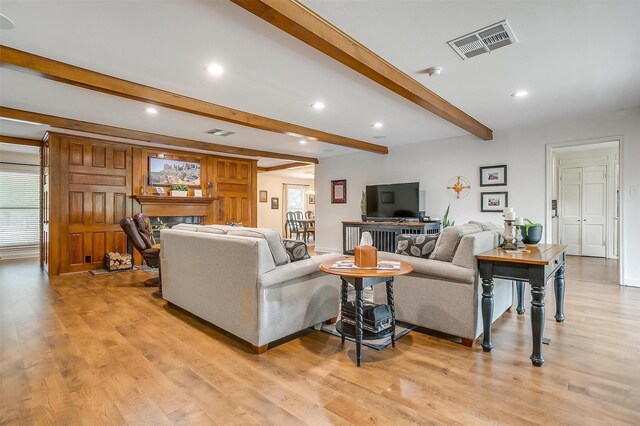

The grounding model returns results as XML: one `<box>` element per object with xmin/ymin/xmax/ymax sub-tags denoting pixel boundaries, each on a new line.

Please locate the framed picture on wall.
<box><xmin>480</xmin><ymin>165</ymin><xmax>507</xmax><ymax>186</ymax></box>
<box><xmin>149</xmin><ymin>157</ymin><xmax>201</xmax><ymax>187</ymax></box>
<box><xmin>308</xmin><ymin>194</ymin><xmax>315</xmax><ymax>204</ymax></box>
<box><xmin>271</xmin><ymin>197</ymin><xmax>279</xmax><ymax>209</ymax></box>
<box><xmin>331</xmin><ymin>179</ymin><xmax>347</xmax><ymax>204</ymax></box>
<box><xmin>481</xmin><ymin>191</ymin><xmax>509</xmax><ymax>212</ymax></box>
<box><xmin>259</xmin><ymin>190</ymin><xmax>268</xmax><ymax>203</ymax></box>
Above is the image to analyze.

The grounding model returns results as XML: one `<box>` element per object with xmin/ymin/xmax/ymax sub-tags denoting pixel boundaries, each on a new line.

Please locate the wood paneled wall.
<box><xmin>44</xmin><ymin>133</ymin><xmax>257</xmax><ymax>275</ymax></box>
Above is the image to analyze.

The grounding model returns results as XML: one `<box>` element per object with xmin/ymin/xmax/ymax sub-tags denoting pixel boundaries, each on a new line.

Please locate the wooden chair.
<box><xmin>285</xmin><ymin>211</ymin><xmax>303</xmax><ymax>240</ymax></box>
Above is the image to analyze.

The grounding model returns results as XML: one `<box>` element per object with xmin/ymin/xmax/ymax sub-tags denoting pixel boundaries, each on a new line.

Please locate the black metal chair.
<box><xmin>120</xmin><ymin>213</ymin><xmax>161</xmax><ymax>290</ymax></box>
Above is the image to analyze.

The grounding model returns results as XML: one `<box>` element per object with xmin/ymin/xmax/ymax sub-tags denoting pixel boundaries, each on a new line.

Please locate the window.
<box><xmin>286</xmin><ymin>186</ymin><xmax>306</xmax><ymax>213</ymax></box>
<box><xmin>0</xmin><ymin>165</ymin><xmax>40</xmax><ymax>248</ymax></box>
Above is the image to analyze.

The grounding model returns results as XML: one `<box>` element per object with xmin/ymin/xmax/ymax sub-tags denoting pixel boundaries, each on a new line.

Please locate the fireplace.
<box><xmin>151</xmin><ymin>216</ymin><xmax>202</xmax><ymax>241</ymax></box>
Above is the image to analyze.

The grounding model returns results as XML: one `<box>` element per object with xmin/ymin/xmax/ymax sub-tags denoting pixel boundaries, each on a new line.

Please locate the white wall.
<box><xmin>315</xmin><ymin>107</ymin><xmax>640</xmax><ymax>286</ymax></box>
<box><xmin>257</xmin><ymin>173</ymin><xmax>314</xmax><ymax>235</ymax></box>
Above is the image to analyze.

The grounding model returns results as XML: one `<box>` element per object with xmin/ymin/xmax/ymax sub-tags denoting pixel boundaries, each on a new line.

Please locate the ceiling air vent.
<box><xmin>205</xmin><ymin>128</ymin><xmax>235</xmax><ymax>137</ymax></box>
<box><xmin>448</xmin><ymin>20</ymin><xmax>518</xmax><ymax>60</ymax></box>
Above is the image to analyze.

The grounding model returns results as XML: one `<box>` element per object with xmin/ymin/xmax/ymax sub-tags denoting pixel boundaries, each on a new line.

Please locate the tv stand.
<box><xmin>342</xmin><ymin>220</ymin><xmax>441</xmax><ymax>255</ymax></box>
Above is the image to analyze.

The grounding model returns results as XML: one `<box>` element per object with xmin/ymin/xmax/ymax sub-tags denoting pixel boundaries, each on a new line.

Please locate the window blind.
<box><xmin>0</xmin><ymin>165</ymin><xmax>40</xmax><ymax>248</ymax></box>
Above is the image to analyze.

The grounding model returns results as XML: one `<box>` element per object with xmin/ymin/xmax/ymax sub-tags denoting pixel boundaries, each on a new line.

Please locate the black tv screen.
<box><xmin>366</xmin><ymin>182</ymin><xmax>419</xmax><ymax>219</ymax></box>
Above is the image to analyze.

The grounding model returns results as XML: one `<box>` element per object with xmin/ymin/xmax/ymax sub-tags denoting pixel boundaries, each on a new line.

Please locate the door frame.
<box><xmin>546</xmin><ymin>135</ymin><xmax>624</xmax><ymax>285</ymax></box>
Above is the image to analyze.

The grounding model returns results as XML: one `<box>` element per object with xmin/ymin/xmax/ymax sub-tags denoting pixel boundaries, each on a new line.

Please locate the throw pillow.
<box><xmin>395</xmin><ymin>234</ymin><xmax>438</xmax><ymax>259</ymax></box>
<box><xmin>227</xmin><ymin>228</ymin><xmax>290</xmax><ymax>266</ymax></box>
<box><xmin>430</xmin><ymin>223</ymin><xmax>483</xmax><ymax>262</ymax></box>
<box><xmin>282</xmin><ymin>239</ymin><xmax>311</xmax><ymax>262</ymax></box>
<box><xmin>469</xmin><ymin>220</ymin><xmax>500</xmax><ymax>231</ymax></box>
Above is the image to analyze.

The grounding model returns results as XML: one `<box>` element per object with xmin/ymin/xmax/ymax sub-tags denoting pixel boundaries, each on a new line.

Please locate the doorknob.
<box><xmin>583</xmin><ymin>219</ymin><xmax>586</xmax><ymax>221</ymax></box>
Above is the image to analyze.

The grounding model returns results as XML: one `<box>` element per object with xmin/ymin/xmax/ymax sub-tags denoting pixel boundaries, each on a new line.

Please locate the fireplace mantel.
<box><xmin>134</xmin><ymin>195</ymin><xmax>218</xmax><ymax>220</ymax></box>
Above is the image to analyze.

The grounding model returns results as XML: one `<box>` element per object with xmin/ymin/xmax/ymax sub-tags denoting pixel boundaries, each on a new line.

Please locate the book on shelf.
<box><xmin>330</xmin><ymin>259</ymin><xmax>401</xmax><ymax>270</ymax></box>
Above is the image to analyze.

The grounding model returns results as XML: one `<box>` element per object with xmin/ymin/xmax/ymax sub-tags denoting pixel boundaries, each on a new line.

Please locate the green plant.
<box><xmin>170</xmin><ymin>184</ymin><xmax>189</xmax><ymax>192</ymax></box>
<box><xmin>443</xmin><ymin>204</ymin><xmax>455</xmax><ymax>228</ymax></box>
<box><xmin>360</xmin><ymin>191</ymin><xmax>367</xmax><ymax>215</ymax></box>
<box><xmin>523</xmin><ymin>218</ymin><xmax>542</xmax><ymax>233</ymax></box>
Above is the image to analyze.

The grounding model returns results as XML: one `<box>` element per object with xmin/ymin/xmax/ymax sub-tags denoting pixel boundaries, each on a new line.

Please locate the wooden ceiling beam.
<box><xmin>257</xmin><ymin>162</ymin><xmax>311</xmax><ymax>172</ymax></box>
<box><xmin>0</xmin><ymin>45</ymin><xmax>387</xmax><ymax>154</ymax></box>
<box><xmin>0</xmin><ymin>107</ymin><xmax>319</xmax><ymax>164</ymax></box>
<box><xmin>0</xmin><ymin>135</ymin><xmax>42</xmax><ymax>147</ymax></box>
<box><xmin>231</xmin><ymin>0</ymin><xmax>493</xmax><ymax>141</ymax></box>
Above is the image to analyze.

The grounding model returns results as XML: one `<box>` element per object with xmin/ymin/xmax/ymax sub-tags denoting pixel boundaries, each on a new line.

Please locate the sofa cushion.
<box><xmin>170</xmin><ymin>224</ymin><xmax>200</xmax><ymax>232</ymax></box>
<box><xmin>201</xmin><ymin>225</ymin><xmax>238</xmax><ymax>234</ymax></box>
<box><xmin>469</xmin><ymin>221</ymin><xmax>500</xmax><ymax>231</ymax></box>
<box><xmin>379</xmin><ymin>252</ymin><xmax>475</xmax><ymax>284</ymax></box>
<box><xmin>227</xmin><ymin>228</ymin><xmax>290</xmax><ymax>266</ymax></box>
<box><xmin>430</xmin><ymin>223</ymin><xmax>483</xmax><ymax>262</ymax></box>
<box><xmin>198</xmin><ymin>226</ymin><xmax>226</xmax><ymax>235</ymax></box>
<box><xmin>396</xmin><ymin>234</ymin><xmax>438</xmax><ymax>259</ymax></box>
<box><xmin>283</xmin><ymin>239</ymin><xmax>310</xmax><ymax>262</ymax></box>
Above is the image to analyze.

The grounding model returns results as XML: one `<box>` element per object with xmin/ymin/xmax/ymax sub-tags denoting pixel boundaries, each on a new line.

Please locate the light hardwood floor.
<box><xmin>1</xmin><ymin>256</ymin><xmax>639</xmax><ymax>425</ymax></box>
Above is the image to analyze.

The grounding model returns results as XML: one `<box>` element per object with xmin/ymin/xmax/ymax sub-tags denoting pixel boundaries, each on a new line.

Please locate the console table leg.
<box><xmin>516</xmin><ymin>281</ymin><xmax>525</xmax><ymax>314</ymax></box>
<box><xmin>386</xmin><ymin>279</ymin><xmax>396</xmax><ymax>348</ymax></box>
<box><xmin>530</xmin><ymin>281</ymin><xmax>546</xmax><ymax>367</ymax></box>
<box><xmin>481</xmin><ymin>278</ymin><xmax>494</xmax><ymax>352</ymax></box>
<box><xmin>340</xmin><ymin>278</ymin><xmax>348</xmax><ymax>346</ymax></box>
<box><xmin>554</xmin><ymin>265</ymin><xmax>565</xmax><ymax>323</ymax></box>
<box><xmin>355</xmin><ymin>280</ymin><xmax>364</xmax><ymax>367</ymax></box>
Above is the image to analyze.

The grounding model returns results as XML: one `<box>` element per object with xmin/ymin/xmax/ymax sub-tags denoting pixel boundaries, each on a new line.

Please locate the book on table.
<box><xmin>330</xmin><ymin>259</ymin><xmax>401</xmax><ymax>270</ymax></box>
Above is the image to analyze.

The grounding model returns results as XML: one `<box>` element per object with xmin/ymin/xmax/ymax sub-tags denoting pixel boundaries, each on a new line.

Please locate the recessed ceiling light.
<box><xmin>511</xmin><ymin>90</ymin><xmax>529</xmax><ymax>98</ymax></box>
<box><xmin>0</xmin><ymin>14</ymin><xmax>15</xmax><ymax>30</ymax></box>
<box><xmin>205</xmin><ymin>63</ymin><xmax>224</xmax><ymax>76</ymax></box>
<box><xmin>424</xmin><ymin>66</ymin><xmax>443</xmax><ymax>77</ymax></box>
<box><xmin>311</xmin><ymin>101</ymin><xmax>325</xmax><ymax>110</ymax></box>
<box><xmin>145</xmin><ymin>107</ymin><xmax>158</xmax><ymax>115</ymax></box>
<box><xmin>298</xmin><ymin>140</ymin><xmax>308</xmax><ymax>145</ymax></box>
<box><xmin>373</xmin><ymin>122</ymin><xmax>383</xmax><ymax>129</ymax></box>
<box><xmin>0</xmin><ymin>117</ymin><xmax>45</xmax><ymax>126</ymax></box>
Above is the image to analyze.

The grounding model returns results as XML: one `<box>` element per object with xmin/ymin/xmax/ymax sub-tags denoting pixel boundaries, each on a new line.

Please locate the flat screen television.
<box><xmin>366</xmin><ymin>182</ymin><xmax>420</xmax><ymax>220</ymax></box>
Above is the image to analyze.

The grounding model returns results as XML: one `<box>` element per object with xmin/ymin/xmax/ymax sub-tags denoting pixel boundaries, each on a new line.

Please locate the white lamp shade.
<box><xmin>359</xmin><ymin>231</ymin><xmax>373</xmax><ymax>246</ymax></box>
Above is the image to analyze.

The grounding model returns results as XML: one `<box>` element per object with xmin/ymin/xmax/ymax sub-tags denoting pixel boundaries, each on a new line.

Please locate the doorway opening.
<box><xmin>547</xmin><ymin>139</ymin><xmax>621</xmax><ymax>284</ymax></box>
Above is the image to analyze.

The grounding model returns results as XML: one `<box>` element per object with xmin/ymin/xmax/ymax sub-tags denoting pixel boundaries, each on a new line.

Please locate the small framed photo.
<box><xmin>308</xmin><ymin>194</ymin><xmax>315</xmax><ymax>204</ymax></box>
<box><xmin>259</xmin><ymin>190</ymin><xmax>268</xmax><ymax>203</ymax></box>
<box><xmin>480</xmin><ymin>165</ymin><xmax>507</xmax><ymax>187</ymax></box>
<box><xmin>271</xmin><ymin>197</ymin><xmax>279</xmax><ymax>209</ymax></box>
<box><xmin>481</xmin><ymin>192</ymin><xmax>509</xmax><ymax>212</ymax></box>
<box><xmin>155</xmin><ymin>187</ymin><xmax>165</xmax><ymax>195</ymax></box>
<box><xmin>331</xmin><ymin>179</ymin><xmax>347</xmax><ymax>204</ymax></box>
<box><xmin>193</xmin><ymin>189</ymin><xmax>203</xmax><ymax>197</ymax></box>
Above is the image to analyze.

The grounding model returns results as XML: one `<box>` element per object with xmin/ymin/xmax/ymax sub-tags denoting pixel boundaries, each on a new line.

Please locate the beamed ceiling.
<box><xmin>0</xmin><ymin>0</ymin><xmax>638</xmax><ymax>166</ymax></box>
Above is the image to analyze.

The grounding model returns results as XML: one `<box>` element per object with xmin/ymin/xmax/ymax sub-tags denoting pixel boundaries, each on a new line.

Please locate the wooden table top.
<box><xmin>319</xmin><ymin>257</ymin><xmax>413</xmax><ymax>278</ymax></box>
<box><xmin>475</xmin><ymin>244</ymin><xmax>568</xmax><ymax>266</ymax></box>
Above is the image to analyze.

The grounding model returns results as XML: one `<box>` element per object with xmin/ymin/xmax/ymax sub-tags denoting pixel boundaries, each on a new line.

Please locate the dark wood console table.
<box><xmin>342</xmin><ymin>221</ymin><xmax>441</xmax><ymax>254</ymax></box>
<box><xmin>475</xmin><ymin>244</ymin><xmax>567</xmax><ymax>367</ymax></box>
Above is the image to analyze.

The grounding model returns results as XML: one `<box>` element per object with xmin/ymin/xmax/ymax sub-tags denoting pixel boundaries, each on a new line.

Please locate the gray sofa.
<box><xmin>159</xmin><ymin>224</ymin><xmax>342</xmax><ymax>353</ymax></box>
<box><xmin>374</xmin><ymin>224</ymin><xmax>513</xmax><ymax>346</ymax></box>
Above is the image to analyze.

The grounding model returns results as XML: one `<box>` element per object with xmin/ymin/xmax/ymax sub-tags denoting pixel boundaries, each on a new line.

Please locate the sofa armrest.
<box><xmin>258</xmin><ymin>253</ymin><xmax>343</xmax><ymax>288</ymax></box>
<box><xmin>451</xmin><ymin>230</ymin><xmax>502</xmax><ymax>270</ymax></box>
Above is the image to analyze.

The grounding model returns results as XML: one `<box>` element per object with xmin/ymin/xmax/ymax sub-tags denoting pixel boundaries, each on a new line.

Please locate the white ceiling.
<box><xmin>0</xmin><ymin>1</ymin><xmax>638</xmax><ymax>166</ymax></box>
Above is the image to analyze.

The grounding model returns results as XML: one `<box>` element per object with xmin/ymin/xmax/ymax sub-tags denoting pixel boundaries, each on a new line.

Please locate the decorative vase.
<box><xmin>521</xmin><ymin>225</ymin><xmax>543</xmax><ymax>244</ymax></box>
<box><xmin>361</xmin><ymin>214</ymin><xmax>367</xmax><ymax>222</ymax></box>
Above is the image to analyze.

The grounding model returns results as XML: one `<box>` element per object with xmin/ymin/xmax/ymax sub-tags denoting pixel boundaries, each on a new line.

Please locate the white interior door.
<box><xmin>560</xmin><ymin>167</ymin><xmax>582</xmax><ymax>255</ymax></box>
<box><xmin>581</xmin><ymin>165</ymin><xmax>607</xmax><ymax>257</ymax></box>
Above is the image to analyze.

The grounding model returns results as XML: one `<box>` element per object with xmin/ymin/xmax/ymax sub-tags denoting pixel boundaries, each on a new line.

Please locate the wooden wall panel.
<box><xmin>69</xmin><ymin>192</ymin><xmax>83</xmax><ymax>224</ymax></box>
<box><xmin>45</xmin><ymin>132</ymin><xmax>257</xmax><ymax>275</ymax></box>
<box><xmin>69</xmin><ymin>233</ymin><xmax>84</xmax><ymax>265</ymax></box>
